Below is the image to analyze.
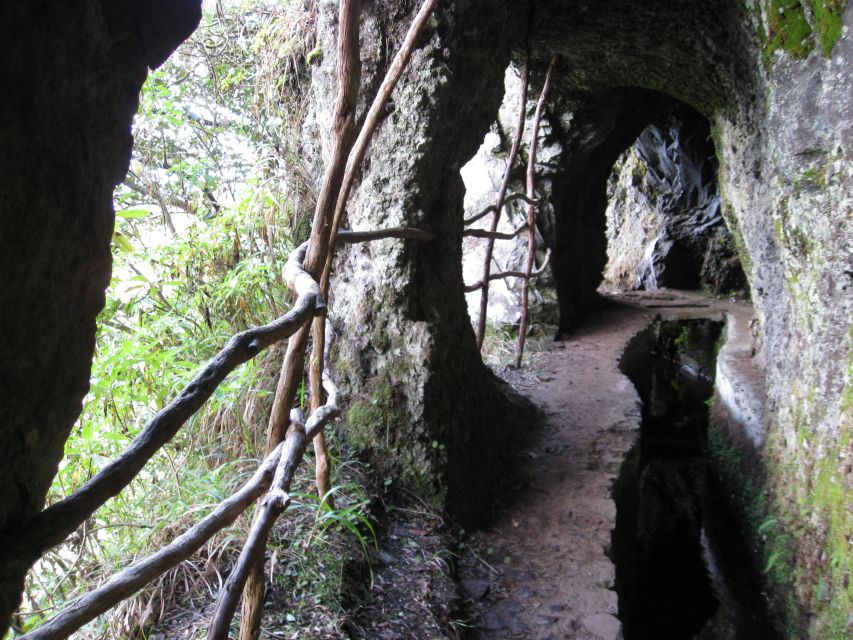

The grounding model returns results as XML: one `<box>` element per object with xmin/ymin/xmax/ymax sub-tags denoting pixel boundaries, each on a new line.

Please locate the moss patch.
<box><xmin>707</xmin><ymin>414</ymin><xmax>802</xmax><ymax>636</ymax></box>
<box><xmin>754</xmin><ymin>0</ymin><xmax>848</xmax><ymax>62</ymax></box>
<box><xmin>809</xmin><ymin>0</ymin><xmax>848</xmax><ymax>56</ymax></box>
<box><xmin>344</xmin><ymin>376</ymin><xmax>438</xmax><ymax>500</ymax></box>
<box><xmin>765</xmin><ymin>0</ymin><xmax>816</xmax><ymax>59</ymax></box>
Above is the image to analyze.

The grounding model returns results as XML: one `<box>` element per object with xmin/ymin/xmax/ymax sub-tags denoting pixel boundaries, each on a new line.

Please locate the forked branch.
<box><xmin>464</xmin><ymin>249</ymin><xmax>551</xmax><ymax>292</ymax></box>
<box><xmin>208</xmin><ymin>374</ymin><xmax>339</xmax><ymax>639</ymax></box>
<box><xmin>463</xmin><ymin>193</ymin><xmax>538</xmax><ymax>226</ymax></box>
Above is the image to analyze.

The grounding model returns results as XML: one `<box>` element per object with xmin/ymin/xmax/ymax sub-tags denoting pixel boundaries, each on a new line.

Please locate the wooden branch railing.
<box><xmin>463</xmin><ymin>193</ymin><xmax>538</xmax><ymax>226</ymax></box>
<box><xmin>1</xmin><ymin>244</ymin><xmax>324</xmax><ymax>577</ymax></box>
<box><xmin>14</xmin><ymin>1</ymin><xmax>442</xmax><ymax>637</ymax></box>
<box><xmin>463</xmin><ymin>249</ymin><xmax>551</xmax><ymax>293</ymax></box>
<box><xmin>243</xmin><ymin>0</ymin><xmax>441</xmax><ymax>636</ymax></box>
<box><xmin>211</xmin><ymin>328</ymin><xmax>340</xmax><ymax>639</ymax></box>
<box><xmin>17</xmin><ymin>445</ymin><xmax>286</xmax><ymax>640</ymax></box>
<box><xmin>515</xmin><ymin>56</ymin><xmax>556</xmax><ymax>369</ymax></box>
<box><xmin>241</xmin><ymin>1</ymin><xmax>365</xmax><ymax>633</ymax></box>
<box><xmin>209</xmin><ymin>371</ymin><xmax>340</xmax><ymax>638</ymax></box>
<box><xmin>13</xmin><ymin>222</ymin><xmax>412</xmax><ymax>640</ymax></box>
<box><xmin>474</xmin><ymin>57</ymin><xmax>529</xmax><ymax>349</ymax></box>
<box><xmin>307</xmin><ymin>0</ymin><xmax>441</xmax><ymax>501</ymax></box>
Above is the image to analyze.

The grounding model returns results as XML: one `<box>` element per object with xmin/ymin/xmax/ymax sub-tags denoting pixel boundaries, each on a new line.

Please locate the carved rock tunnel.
<box><xmin>2</xmin><ymin>0</ymin><xmax>851</xmax><ymax>636</ymax></box>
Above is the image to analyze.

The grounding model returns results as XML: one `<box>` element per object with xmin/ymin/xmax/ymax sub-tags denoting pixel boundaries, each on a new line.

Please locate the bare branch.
<box><xmin>463</xmin><ymin>193</ymin><xmax>539</xmax><ymax>226</ymax></box>
<box><xmin>463</xmin><ymin>222</ymin><xmax>528</xmax><ymax>240</ymax></box>
<box><xmin>476</xmin><ymin>59</ymin><xmax>530</xmax><ymax>349</ymax></box>
<box><xmin>245</xmin><ymin>0</ymin><xmax>367</xmax><ymax>633</ymax></box>
<box><xmin>337</xmin><ymin>227</ymin><xmax>434</xmax><ymax>243</ymax></box>
<box><xmin>208</xmin><ymin>414</ymin><xmax>306</xmax><ymax>640</ymax></box>
<box><xmin>516</xmin><ymin>56</ymin><xmax>557</xmax><ymax>369</ymax></box>
<box><xmin>321</xmin><ymin>0</ymin><xmax>441</xmax><ymax>294</ymax></box>
<box><xmin>17</xmin><ymin>445</ymin><xmax>285</xmax><ymax>640</ymax></box>
<box><xmin>464</xmin><ymin>249</ymin><xmax>551</xmax><ymax>293</ymax></box>
<box><xmin>2</xmin><ymin>242</ymin><xmax>321</xmax><ymax>570</ymax></box>
<box><xmin>209</xmin><ymin>372</ymin><xmax>339</xmax><ymax>638</ymax></box>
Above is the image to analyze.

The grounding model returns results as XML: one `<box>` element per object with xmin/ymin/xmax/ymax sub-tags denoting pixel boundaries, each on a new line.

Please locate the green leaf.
<box><xmin>112</xmin><ymin>231</ymin><xmax>135</xmax><ymax>254</ymax></box>
<box><xmin>116</xmin><ymin>208</ymin><xmax>151</xmax><ymax>220</ymax></box>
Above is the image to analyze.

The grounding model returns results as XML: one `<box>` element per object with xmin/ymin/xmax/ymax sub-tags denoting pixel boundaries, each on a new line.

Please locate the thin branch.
<box><xmin>463</xmin><ymin>193</ymin><xmax>538</xmax><ymax>226</ymax></box>
<box><xmin>1</xmin><ymin>243</ymin><xmax>322</xmax><ymax>569</ymax></box>
<box><xmin>208</xmin><ymin>415</ymin><xmax>305</xmax><ymax>640</ymax></box>
<box><xmin>463</xmin><ymin>222</ymin><xmax>528</xmax><ymax>240</ymax></box>
<box><xmin>244</xmin><ymin>1</ymin><xmax>364</xmax><ymax>635</ymax></box>
<box><xmin>336</xmin><ymin>227</ymin><xmax>434</xmax><ymax>243</ymax></box>
<box><xmin>464</xmin><ymin>249</ymin><xmax>551</xmax><ymax>293</ymax></box>
<box><xmin>516</xmin><ymin>56</ymin><xmax>557</xmax><ymax>369</ymax></box>
<box><xmin>18</xmin><ymin>445</ymin><xmax>286</xmax><ymax>640</ymax></box>
<box><xmin>476</xmin><ymin>58</ymin><xmax>530</xmax><ymax>349</ymax></box>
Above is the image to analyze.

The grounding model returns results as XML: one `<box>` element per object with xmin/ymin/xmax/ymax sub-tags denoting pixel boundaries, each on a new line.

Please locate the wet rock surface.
<box><xmin>604</xmin><ymin>106</ymin><xmax>746</xmax><ymax>295</ymax></box>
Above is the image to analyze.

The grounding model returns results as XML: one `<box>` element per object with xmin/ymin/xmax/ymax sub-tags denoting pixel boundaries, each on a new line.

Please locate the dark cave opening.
<box><xmin>549</xmin><ymin>94</ymin><xmax>747</xmax><ymax>337</ymax></box>
<box><xmin>612</xmin><ymin>319</ymin><xmax>778</xmax><ymax>640</ymax></box>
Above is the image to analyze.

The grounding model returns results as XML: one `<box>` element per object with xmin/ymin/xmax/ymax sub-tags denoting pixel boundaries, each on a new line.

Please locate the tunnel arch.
<box><xmin>319</xmin><ymin>0</ymin><xmax>770</xmax><ymax>526</ymax></box>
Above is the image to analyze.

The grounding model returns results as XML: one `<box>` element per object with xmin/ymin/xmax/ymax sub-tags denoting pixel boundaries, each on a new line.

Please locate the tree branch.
<box><xmin>463</xmin><ymin>193</ymin><xmax>538</xmax><ymax>226</ymax></box>
<box><xmin>464</xmin><ymin>249</ymin><xmax>551</xmax><ymax>293</ymax></box>
<box><xmin>475</xmin><ymin>59</ymin><xmax>529</xmax><ymax>349</ymax></box>
<box><xmin>516</xmin><ymin>56</ymin><xmax>556</xmax><ymax>369</ymax></box>
<box><xmin>17</xmin><ymin>445</ymin><xmax>286</xmax><ymax>640</ymax></box>
<box><xmin>209</xmin><ymin>377</ymin><xmax>339</xmax><ymax>638</ymax></box>
<box><xmin>245</xmin><ymin>1</ymin><xmax>365</xmax><ymax>635</ymax></box>
<box><xmin>463</xmin><ymin>222</ymin><xmax>528</xmax><ymax>240</ymax></box>
<box><xmin>336</xmin><ymin>227</ymin><xmax>434</xmax><ymax>243</ymax></box>
<box><xmin>321</xmin><ymin>0</ymin><xmax>441</xmax><ymax>294</ymax></box>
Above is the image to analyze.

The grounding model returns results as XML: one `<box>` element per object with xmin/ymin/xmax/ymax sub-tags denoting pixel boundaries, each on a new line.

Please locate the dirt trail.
<box><xmin>459</xmin><ymin>291</ymin><xmax>746</xmax><ymax>640</ymax></box>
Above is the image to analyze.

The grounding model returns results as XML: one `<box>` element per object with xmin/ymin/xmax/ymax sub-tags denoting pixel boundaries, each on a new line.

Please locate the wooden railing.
<box><xmin>12</xmin><ymin>1</ymin><xmax>440</xmax><ymax>638</ymax></box>
<box><xmin>10</xmin><ymin>2</ymin><xmax>559</xmax><ymax>636</ymax></box>
<box><xmin>467</xmin><ymin>54</ymin><xmax>556</xmax><ymax>367</ymax></box>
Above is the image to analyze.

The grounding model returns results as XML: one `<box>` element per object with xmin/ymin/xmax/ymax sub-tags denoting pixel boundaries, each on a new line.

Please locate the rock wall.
<box><xmin>309</xmin><ymin>0</ymin><xmax>851</xmax><ymax>634</ymax></box>
<box><xmin>0</xmin><ymin>0</ymin><xmax>199</xmax><ymax>631</ymax></box>
<box><xmin>305</xmin><ymin>0</ymin><xmax>532</xmax><ymax>527</ymax></box>
<box><xmin>711</xmin><ymin>3</ymin><xmax>852</xmax><ymax>635</ymax></box>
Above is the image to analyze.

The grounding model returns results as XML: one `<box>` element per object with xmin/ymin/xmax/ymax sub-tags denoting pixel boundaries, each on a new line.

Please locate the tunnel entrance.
<box><xmin>601</xmin><ymin>104</ymin><xmax>746</xmax><ymax>296</ymax></box>
<box><xmin>613</xmin><ymin>319</ymin><xmax>778</xmax><ymax>640</ymax></box>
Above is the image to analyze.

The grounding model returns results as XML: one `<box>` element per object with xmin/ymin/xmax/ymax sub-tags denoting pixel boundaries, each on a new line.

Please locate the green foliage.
<box><xmin>809</xmin><ymin>0</ymin><xmax>847</xmax><ymax>56</ymax></box>
<box><xmin>765</xmin><ymin>0</ymin><xmax>815</xmax><ymax>59</ymax></box>
<box><xmin>706</xmin><ymin>420</ymin><xmax>801</xmax><ymax>636</ymax></box>
<box><xmin>14</xmin><ymin>2</ymin><xmax>322</xmax><ymax>636</ymax></box>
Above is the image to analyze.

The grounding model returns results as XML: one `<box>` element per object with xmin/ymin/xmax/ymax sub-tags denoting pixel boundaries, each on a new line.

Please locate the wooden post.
<box><xmin>515</xmin><ymin>56</ymin><xmax>556</xmax><ymax>369</ymax></box>
<box><xmin>475</xmin><ymin>58</ymin><xmax>529</xmax><ymax>349</ymax></box>
<box><xmin>310</xmin><ymin>0</ymin><xmax>441</xmax><ymax>506</ymax></box>
<box><xmin>239</xmin><ymin>2</ymin><xmax>363</xmax><ymax>637</ymax></box>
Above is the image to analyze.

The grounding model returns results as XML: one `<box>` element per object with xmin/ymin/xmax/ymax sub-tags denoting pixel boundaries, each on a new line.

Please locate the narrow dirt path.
<box><xmin>459</xmin><ymin>291</ymin><xmax>745</xmax><ymax>640</ymax></box>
